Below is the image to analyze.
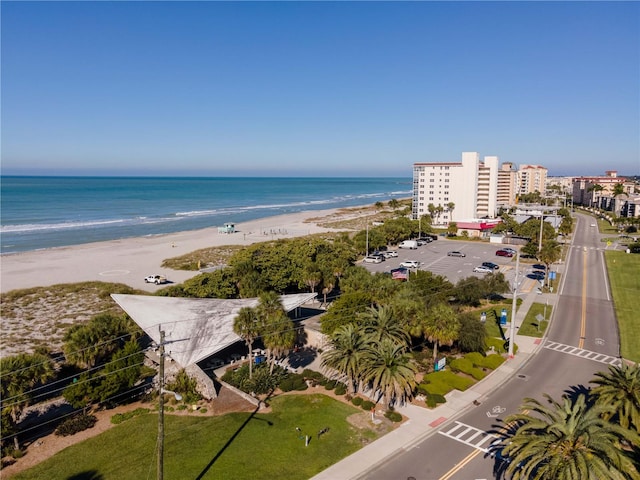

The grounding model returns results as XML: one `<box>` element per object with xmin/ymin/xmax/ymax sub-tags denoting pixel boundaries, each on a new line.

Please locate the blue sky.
<box><xmin>1</xmin><ymin>1</ymin><xmax>638</xmax><ymax>177</ymax></box>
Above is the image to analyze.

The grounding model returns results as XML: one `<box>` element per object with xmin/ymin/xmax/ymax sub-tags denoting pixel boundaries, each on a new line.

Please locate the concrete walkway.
<box><xmin>311</xmin><ymin>288</ymin><xmax>558</xmax><ymax>480</ymax></box>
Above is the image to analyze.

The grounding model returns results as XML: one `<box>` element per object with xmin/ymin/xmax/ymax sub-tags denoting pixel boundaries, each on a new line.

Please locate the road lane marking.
<box><xmin>579</xmin><ymin>249</ymin><xmax>587</xmax><ymax>348</ymax></box>
<box><xmin>438</xmin><ymin>421</ymin><xmax>497</xmax><ymax>452</ymax></box>
<box><xmin>544</xmin><ymin>341</ymin><xmax>621</xmax><ymax>366</ymax></box>
<box><xmin>439</xmin><ymin>448</ymin><xmax>482</xmax><ymax>480</ymax></box>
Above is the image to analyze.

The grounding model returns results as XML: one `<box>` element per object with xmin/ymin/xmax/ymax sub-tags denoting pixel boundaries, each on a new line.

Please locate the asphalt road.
<box><xmin>360</xmin><ymin>213</ymin><xmax>621</xmax><ymax>480</ymax></box>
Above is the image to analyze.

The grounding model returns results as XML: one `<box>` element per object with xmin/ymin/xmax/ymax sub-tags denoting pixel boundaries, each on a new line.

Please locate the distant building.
<box><xmin>517</xmin><ymin>164</ymin><xmax>548</xmax><ymax>195</ymax></box>
<box><xmin>572</xmin><ymin>171</ymin><xmax>628</xmax><ymax>206</ymax></box>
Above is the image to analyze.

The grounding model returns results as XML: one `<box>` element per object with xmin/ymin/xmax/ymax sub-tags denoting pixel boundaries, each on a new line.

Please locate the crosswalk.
<box><xmin>544</xmin><ymin>341</ymin><xmax>621</xmax><ymax>366</ymax></box>
<box><xmin>438</xmin><ymin>421</ymin><xmax>498</xmax><ymax>453</ymax></box>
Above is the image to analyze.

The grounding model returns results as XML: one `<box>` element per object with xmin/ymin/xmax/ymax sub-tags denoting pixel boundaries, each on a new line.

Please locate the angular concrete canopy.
<box><xmin>111</xmin><ymin>293</ymin><xmax>316</xmax><ymax>368</ymax></box>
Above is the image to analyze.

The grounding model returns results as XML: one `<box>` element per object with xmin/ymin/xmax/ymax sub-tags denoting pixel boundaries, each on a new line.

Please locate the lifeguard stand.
<box><xmin>218</xmin><ymin>223</ymin><xmax>236</xmax><ymax>234</ymax></box>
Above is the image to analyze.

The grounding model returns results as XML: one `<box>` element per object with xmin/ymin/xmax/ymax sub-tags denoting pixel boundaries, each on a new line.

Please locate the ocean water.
<box><xmin>0</xmin><ymin>176</ymin><xmax>411</xmax><ymax>253</ymax></box>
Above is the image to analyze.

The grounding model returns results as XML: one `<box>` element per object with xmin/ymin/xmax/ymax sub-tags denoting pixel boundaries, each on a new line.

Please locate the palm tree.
<box><xmin>0</xmin><ymin>352</ymin><xmax>54</xmax><ymax>449</ymax></box>
<box><xmin>422</xmin><ymin>303</ymin><xmax>460</xmax><ymax>365</ymax></box>
<box><xmin>447</xmin><ymin>202</ymin><xmax>455</xmax><ymax>222</ymax></box>
<box><xmin>359</xmin><ymin>305</ymin><xmax>409</xmax><ymax>346</ymax></box>
<box><xmin>613</xmin><ymin>183</ymin><xmax>626</xmax><ymax>197</ymax></box>
<box><xmin>233</xmin><ymin>306</ymin><xmax>261</xmax><ymax>379</ymax></box>
<box><xmin>262</xmin><ymin>312</ymin><xmax>296</xmax><ymax>374</ymax></box>
<box><xmin>361</xmin><ymin>338</ymin><xmax>417</xmax><ymax>409</ymax></box>
<box><xmin>388</xmin><ymin>198</ymin><xmax>400</xmax><ymax>211</ymax></box>
<box><xmin>321</xmin><ymin>324</ymin><xmax>367</xmax><ymax>394</ymax></box>
<box><xmin>500</xmin><ymin>393</ymin><xmax>640</xmax><ymax>480</ymax></box>
<box><xmin>538</xmin><ymin>240</ymin><xmax>562</xmax><ymax>287</ymax></box>
<box><xmin>592</xmin><ymin>363</ymin><xmax>640</xmax><ymax>433</ymax></box>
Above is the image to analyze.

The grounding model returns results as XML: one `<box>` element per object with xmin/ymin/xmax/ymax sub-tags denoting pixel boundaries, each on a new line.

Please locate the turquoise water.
<box><xmin>1</xmin><ymin>176</ymin><xmax>411</xmax><ymax>253</ymax></box>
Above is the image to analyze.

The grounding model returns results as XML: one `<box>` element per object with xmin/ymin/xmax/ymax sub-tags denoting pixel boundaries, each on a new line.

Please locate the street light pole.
<box><xmin>508</xmin><ymin>251</ymin><xmax>519</xmax><ymax>358</ymax></box>
<box><xmin>538</xmin><ymin>212</ymin><xmax>544</xmax><ymax>253</ymax></box>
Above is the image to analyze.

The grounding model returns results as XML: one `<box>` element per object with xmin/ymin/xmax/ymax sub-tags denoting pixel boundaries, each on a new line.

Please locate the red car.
<box><xmin>495</xmin><ymin>249</ymin><xmax>513</xmax><ymax>257</ymax></box>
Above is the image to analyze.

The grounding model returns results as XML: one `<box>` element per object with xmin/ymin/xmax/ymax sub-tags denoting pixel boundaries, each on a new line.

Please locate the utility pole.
<box><xmin>157</xmin><ymin>329</ymin><xmax>165</xmax><ymax>480</ymax></box>
<box><xmin>508</xmin><ymin>251</ymin><xmax>519</xmax><ymax>358</ymax></box>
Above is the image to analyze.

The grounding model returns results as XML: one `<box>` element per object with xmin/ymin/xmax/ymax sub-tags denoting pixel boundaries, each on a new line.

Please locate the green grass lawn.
<box><xmin>517</xmin><ymin>302</ymin><xmax>551</xmax><ymax>337</ymax></box>
<box><xmin>604</xmin><ymin>251</ymin><xmax>640</xmax><ymax>362</ymax></box>
<box><xmin>481</xmin><ymin>301</ymin><xmax>519</xmax><ymax>339</ymax></box>
<box><xmin>12</xmin><ymin>395</ymin><xmax>376</xmax><ymax>480</ymax></box>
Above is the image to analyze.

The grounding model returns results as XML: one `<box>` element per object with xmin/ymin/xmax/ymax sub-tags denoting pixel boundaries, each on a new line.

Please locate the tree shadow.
<box><xmin>67</xmin><ymin>471</ymin><xmax>104</xmax><ymax>480</ymax></box>
<box><xmin>195</xmin><ymin>391</ymin><xmax>274</xmax><ymax>480</ymax></box>
<box><xmin>485</xmin><ymin>418</ymin><xmax>521</xmax><ymax>480</ymax></box>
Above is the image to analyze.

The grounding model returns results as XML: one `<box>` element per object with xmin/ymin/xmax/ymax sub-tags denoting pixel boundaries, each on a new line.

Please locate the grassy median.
<box><xmin>605</xmin><ymin>250</ymin><xmax>640</xmax><ymax>363</ymax></box>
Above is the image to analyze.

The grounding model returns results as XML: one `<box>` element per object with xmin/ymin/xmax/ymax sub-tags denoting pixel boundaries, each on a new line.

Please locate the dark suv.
<box><xmin>482</xmin><ymin>261</ymin><xmax>500</xmax><ymax>270</ymax></box>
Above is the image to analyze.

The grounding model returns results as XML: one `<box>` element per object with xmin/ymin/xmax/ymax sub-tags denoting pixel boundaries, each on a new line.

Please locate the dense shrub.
<box><xmin>334</xmin><ymin>383</ymin><xmax>347</xmax><ymax>395</ymax></box>
<box><xmin>301</xmin><ymin>369</ymin><xmax>327</xmax><ymax>386</ymax></box>
<box><xmin>166</xmin><ymin>369</ymin><xmax>201</xmax><ymax>404</ymax></box>
<box><xmin>222</xmin><ymin>364</ymin><xmax>284</xmax><ymax>395</ymax></box>
<box><xmin>351</xmin><ymin>396</ymin><xmax>363</xmax><ymax>406</ymax></box>
<box><xmin>279</xmin><ymin>373</ymin><xmax>308</xmax><ymax>392</ymax></box>
<box><xmin>55</xmin><ymin>413</ymin><xmax>97</xmax><ymax>437</ymax></box>
<box><xmin>464</xmin><ymin>352</ymin><xmax>485</xmax><ymax>366</ymax></box>
<box><xmin>324</xmin><ymin>380</ymin><xmax>337</xmax><ymax>390</ymax></box>
<box><xmin>199</xmin><ymin>408</ymin><xmax>208</xmax><ymax>414</ymax></box>
<box><xmin>473</xmin><ymin>353</ymin><xmax>505</xmax><ymax>370</ymax></box>
<box><xmin>385</xmin><ymin>410</ymin><xmax>402</xmax><ymax>422</ymax></box>
<box><xmin>111</xmin><ymin>408</ymin><xmax>150</xmax><ymax>425</ymax></box>
<box><xmin>426</xmin><ymin>393</ymin><xmax>446</xmax><ymax>408</ymax></box>
<box><xmin>449</xmin><ymin>358</ymin><xmax>485</xmax><ymax>380</ymax></box>
<box><xmin>360</xmin><ymin>400</ymin><xmax>375</xmax><ymax>411</ymax></box>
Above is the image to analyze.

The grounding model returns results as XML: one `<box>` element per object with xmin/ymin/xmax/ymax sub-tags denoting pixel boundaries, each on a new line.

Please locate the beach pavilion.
<box><xmin>111</xmin><ymin>293</ymin><xmax>317</xmax><ymax>398</ymax></box>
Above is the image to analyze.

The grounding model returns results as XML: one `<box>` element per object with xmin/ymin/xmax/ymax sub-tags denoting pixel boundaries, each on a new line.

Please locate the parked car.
<box><xmin>400</xmin><ymin>260</ymin><xmax>420</xmax><ymax>268</ymax></box>
<box><xmin>482</xmin><ymin>261</ymin><xmax>500</xmax><ymax>270</ymax></box>
<box><xmin>418</xmin><ymin>237</ymin><xmax>433</xmax><ymax>244</ymax></box>
<box><xmin>383</xmin><ymin>250</ymin><xmax>398</xmax><ymax>258</ymax></box>
<box><xmin>370</xmin><ymin>252</ymin><xmax>386</xmax><ymax>261</ymax></box>
<box><xmin>447</xmin><ymin>251</ymin><xmax>466</xmax><ymax>257</ymax></box>
<box><xmin>363</xmin><ymin>256</ymin><xmax>383</xmax><ymax>264</ymax></box>
<box><xmin>398</xmin><ymin>240</ymin><xmax>418</xmax><ymax>249</ymax></box>
<box><xmin>145</xmin><ymin>274</ymin><xmax>167</xmax><ymax>284</ymax></box>
<box><xmin>495</xmin><ymin>249</ymin><xmax>513</xmax><ymax>257</ymax></box>
<box><xmin>473</xmin><ymin>265</ymin><xmax>493</xmax><ymax>274</ymax></box>
<box><xmin>502</xmin><ymin>247</ymin><xmax>517</xmax><ymax>255</ymax></box>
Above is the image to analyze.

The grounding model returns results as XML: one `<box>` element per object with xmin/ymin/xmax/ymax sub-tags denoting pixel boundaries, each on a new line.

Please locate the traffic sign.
<box><xmin>500</xmin><ymin>308</ymin><xmax>507</xmax><ymax>325</ymax></box>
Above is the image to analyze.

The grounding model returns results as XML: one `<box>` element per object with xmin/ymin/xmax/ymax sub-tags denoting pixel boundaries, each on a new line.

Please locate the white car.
<box><xmin>384</xmin><ymin>250</ymin><xmax>398</xmax><ymax>258</ymax></box>
<box><xmin>400</xmin><ymin>260</ymin><xmax>420</xmax><ymax>269</ymax></box>
<box><xmin>473</xmin><ymin>266</ymin><xmax>492</xmax><ymax>274</ymax></box>
<box><xmin>144</xmin><ymin>274</ymin><xmax>167</xmax><ymax>284</ymax></box>
<box><xmin>363</xmin><ymin>256</ymin><xmax>383</xmax><ymax>264</ymax></box>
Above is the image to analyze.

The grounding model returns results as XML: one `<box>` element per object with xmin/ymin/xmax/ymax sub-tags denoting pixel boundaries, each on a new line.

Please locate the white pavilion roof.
<box><xmin>111</xmin><ymin>293</ymin><xmax>316</xmax><ymax>368</ymax></box>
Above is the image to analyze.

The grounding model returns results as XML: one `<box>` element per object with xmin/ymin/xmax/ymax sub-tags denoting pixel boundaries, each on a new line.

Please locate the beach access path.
<box><xmin>0</xmin><ymin>208</ymin><xmax>344</xmax><ymax>294</ymax></box>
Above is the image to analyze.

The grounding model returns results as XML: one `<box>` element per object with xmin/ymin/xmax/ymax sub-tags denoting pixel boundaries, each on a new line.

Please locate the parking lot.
<box><xmin>361</xmin><ymin>238</ymin><xmax>544</xmax><ymax>292</ymax></box>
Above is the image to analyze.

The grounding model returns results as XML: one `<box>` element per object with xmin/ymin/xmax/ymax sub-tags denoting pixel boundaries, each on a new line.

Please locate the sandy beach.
<box><xmin>0</xmin><ymin>207</ymin><xmax>349</xmax><ymax>294</ymax></box>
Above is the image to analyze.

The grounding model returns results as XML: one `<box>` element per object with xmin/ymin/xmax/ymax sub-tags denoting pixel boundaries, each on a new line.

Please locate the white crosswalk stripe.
<box><xmin>544</xmin><ymin>341</ymin><xmax>621</xmax><ymax>366</ymax></box>
<box><xmin>438</xmin><ymin>421</ymin><xmax>497</xmax><ymax>453</ymax></box>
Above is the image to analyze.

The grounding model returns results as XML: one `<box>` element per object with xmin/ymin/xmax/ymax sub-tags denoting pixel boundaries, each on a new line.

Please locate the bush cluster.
<box><xmin>360</xmin><ymin>400</ymin><xmax>375</xmax><ymax>411</ymax></box>
<box><xmin>351</xmin><ymin>396</ymin><xmax>363</xmax><ymax>406</ymax></box>
<box><xmin>221</xmin><ymin>364</ymin><xmax>285</xmax><ymax>395</ymax></box>
<box><xmin>384</xmin><ymin>410</ymin><xmax>403</xmax><ymax>422</ymax></box>
<box><xmin>279</xmin><ymin>373</ymin><xmax>309</xmax><ymax>392</ymax></box>
<box><xmin>334</xmin><ymin>383</ymin><xmax>347</xmax><ymax>396</ymax></box>
<box><xmin>449</xmin><ymin>357</ymin><xmax>486</xmax><ymax>381</ymax></box>
<box><xmin>55</xmin><ymin>413</ymin><xmax>97</xmax><ymax>436</ymax></box>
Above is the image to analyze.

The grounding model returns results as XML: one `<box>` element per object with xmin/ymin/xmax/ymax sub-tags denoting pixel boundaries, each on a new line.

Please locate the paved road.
<box><xmin>348</xmin><ymin>213</ymin><xmax>621</xmax><ymax>480</ymax></box>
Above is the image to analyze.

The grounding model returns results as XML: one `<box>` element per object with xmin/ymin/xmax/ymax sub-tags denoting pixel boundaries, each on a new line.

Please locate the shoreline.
<box><xmin>0</xmin><ymin>206</ymin><xmax>359</xmax><ymax>294</ymax></box>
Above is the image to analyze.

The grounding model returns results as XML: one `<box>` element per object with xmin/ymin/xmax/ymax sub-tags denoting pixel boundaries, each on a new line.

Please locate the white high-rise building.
<box><xmin>412</xmin><ymin>152</ymin><xmax>500</xmax><ymax>225</ymax></box>
<box><xmin>517</xmin><ymin>165</ymin><xmax>548</xmax><ymax>195</ymax></box>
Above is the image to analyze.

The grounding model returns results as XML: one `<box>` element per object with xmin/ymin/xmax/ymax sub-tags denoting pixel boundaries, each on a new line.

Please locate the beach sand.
<box><xmin>0</xmin><ymin>207</ymin><xmax>353</xmax><ymax>294</ymax></box>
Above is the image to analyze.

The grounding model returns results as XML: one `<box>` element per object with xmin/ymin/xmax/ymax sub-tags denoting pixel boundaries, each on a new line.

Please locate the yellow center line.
<box><xmin>440</xmin><ymin>448</ymin><xmax>482</xmax><ymax>480</ymax></box>
<box><xmin>579</xmin><ymin>250</ymin><xmax>587</xmax><ymax>349</ymax></box>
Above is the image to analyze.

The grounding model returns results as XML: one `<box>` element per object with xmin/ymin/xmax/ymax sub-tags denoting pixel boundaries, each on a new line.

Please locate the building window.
<box><xmin>445</xmin><ymin>172</ymin><xmax>450</xmax><ymax>176</ymax></box>
<box><xmin>445</xmin><ymin>166</ymin><xmax>450</xmax><ymax>170</ymax></box>
<box><xmin>430</xmin><ymin>172</ymin><xmax>435</xmax><ymax>176</ymax></box>
<box><xmin>429</xmin><ymin>197</ymin><xmax>434</xmax><ymax>200</ymax></box>
<box><xmin>444</xmin><ymin>179</ymin><xmax>449</xmax><ymax>183</ymax></box>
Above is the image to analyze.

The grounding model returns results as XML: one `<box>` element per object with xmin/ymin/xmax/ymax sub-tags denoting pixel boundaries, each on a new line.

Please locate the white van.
<box><xmin>398</xmin><ymin>240</ymin><xmax>418</xmax><ymax>249</ymax></box>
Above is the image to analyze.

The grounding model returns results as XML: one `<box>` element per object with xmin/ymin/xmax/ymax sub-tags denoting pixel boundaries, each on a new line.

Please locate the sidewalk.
<box><xmin>311</xmin><ymin>289</ymin><xmax>556</xmax><ymax>480</ymax></box>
